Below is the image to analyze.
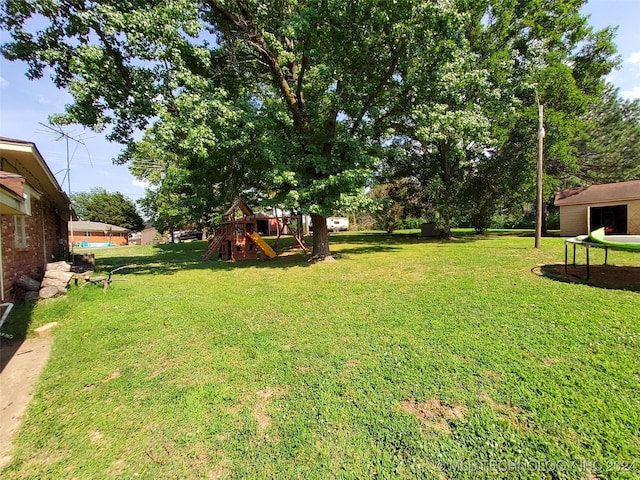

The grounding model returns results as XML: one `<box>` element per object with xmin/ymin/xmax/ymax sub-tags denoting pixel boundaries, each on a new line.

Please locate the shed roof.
<box><xmin>555</xmin><ymin>180</ymin><xmax>640</xmax><ymax>206</ymax></box>
<box><xmin>70</xmin><ymin>220</ymin><xmax>130</xmax><ymax>233</ymax></box>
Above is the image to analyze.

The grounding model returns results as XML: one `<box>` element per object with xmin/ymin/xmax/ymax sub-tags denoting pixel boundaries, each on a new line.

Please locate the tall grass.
<box><xmin>2</xmin><ymin>232</ymin><xmax>639</xmax><ymax>479</ymax></box>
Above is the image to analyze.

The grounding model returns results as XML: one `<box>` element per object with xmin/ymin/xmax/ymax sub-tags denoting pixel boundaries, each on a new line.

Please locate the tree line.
<box><xmin>2</xmin><ymin>1</ymin><xmax>638</xmax><ymax>255</ymax></box>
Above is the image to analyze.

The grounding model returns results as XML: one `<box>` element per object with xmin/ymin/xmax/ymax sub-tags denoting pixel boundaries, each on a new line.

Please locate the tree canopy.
<box><xmin>1</xmin><ymin>0</ymin><xmax>620</xmax><ymax>248</ymax></box>
<box><xmin>71</xmin><ymin>188</ymin><xmax>145</xmax><ymax>231</ymax></box>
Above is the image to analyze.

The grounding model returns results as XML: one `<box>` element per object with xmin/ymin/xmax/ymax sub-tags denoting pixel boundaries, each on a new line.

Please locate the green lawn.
<box><xmin>2</xmin><ymin>232</ymin><xmax>639</xmax><ymax>479</ymax></box>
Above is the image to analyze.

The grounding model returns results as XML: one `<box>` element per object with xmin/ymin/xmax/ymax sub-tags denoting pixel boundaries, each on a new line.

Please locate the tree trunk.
<box><xmin>16</xmin><ymin>275</ymin><xmax>41</xmax><ymax>292</ymax></box>
<box><xmin>439</xmin><ymin>215</ymin><xmax>452</xmax><ymax>239</ymax></box>
<box><xmin>437</xmin><ymin>141</ymin><xmax>453</xmax><ymax>240</ymax></box>
<box><xmin>311</xmin><ymin>213</ymin><xmax>333</xmax><ymax>261</ymax></box>
<box><xmin>39</xmin><ymin>286</ymin><xmax>60</xmax><ymax>299</ymax></box>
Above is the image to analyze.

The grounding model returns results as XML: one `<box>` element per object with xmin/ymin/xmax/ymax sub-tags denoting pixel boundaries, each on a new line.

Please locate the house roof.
<box><xmin>0</xmin><ymin>137</ymin><xmax>71</xmax><ymax>219</ymax></box>
<box><xmin>555</xmin><ymin>180</ymin><xmax>640</xmax><ymax>206</ymax></box>
<box><xmin>70</xmin><ymin>220</ymin><xmax>130</xmax><ymax>233</ymax></box>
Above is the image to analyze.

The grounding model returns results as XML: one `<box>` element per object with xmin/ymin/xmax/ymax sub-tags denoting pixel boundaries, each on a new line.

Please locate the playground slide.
<box><xmin>588</xmin><ymin>227</ymin><xmax>640</xmax><ymax>251</ymax></box>
<box><xmin>248</xmin><ymin>232</ymin><xmax>277</xmax><ymax>258</ymax></box>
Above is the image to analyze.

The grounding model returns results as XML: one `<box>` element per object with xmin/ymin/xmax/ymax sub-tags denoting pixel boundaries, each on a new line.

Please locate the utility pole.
<box><xmin>535</xmin><ymin>97</ymin><xmax>545</xmax><ymax>249</ymax></box>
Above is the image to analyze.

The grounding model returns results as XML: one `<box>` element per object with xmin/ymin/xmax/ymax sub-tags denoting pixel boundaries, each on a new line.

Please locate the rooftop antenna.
<box><xmin>37</xmin><ymin>122</ymin><xmax>93</xmax><ymax>258</ymax></box>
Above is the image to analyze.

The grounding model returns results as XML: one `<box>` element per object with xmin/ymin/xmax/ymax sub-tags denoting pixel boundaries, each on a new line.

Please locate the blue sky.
<box><xmin>1</xmin><ymin>0</ymin><xmax>639</xmax><ymax>204</ymax></box>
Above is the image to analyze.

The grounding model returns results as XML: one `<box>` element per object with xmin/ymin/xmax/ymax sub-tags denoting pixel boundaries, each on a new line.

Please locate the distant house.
<box><xmin>0</xmin><ymin>137</ymin><xmax>71</xmax><ymax>301</ymax></box>
<box><xmin>69</xmin><ymin>220</ymin><xmax>130</xmax><ymax>247</ymax></box>
<box><xmin>140</xmin><ymin>226</ymin><xmax>163</xmax><ymax>245</ymax></box>
<box><xmin>555</xmin><ymin>180</ymin><xmax>640</xmax><ymax>237</ymax></box>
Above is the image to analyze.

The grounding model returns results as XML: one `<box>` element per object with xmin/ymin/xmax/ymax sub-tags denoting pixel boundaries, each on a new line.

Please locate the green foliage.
<box><xmin>375</xmin><ymin>0</ymin><xmax>619</xmax><ymax>235</ymax></box>
<box><xmin>71</xmin><ymin>187</ymin><xmax>144</xmax><ymax>231</ymax></box>
<box><xmin>0</xmin><ymin>0</ymin><xmax>620</xmax><ymax>253</ymax></box>
<box><xmin>575</xmin><ymin>84</ymin><xmax>640</xmax><ymax>184</ymax></box>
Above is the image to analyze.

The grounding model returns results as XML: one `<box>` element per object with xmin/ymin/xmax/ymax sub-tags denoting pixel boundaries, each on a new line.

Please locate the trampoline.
<box><xmin>564</xmin><ymin>228</ymin><xmax>640</xmax><ymax>279</ymax></box>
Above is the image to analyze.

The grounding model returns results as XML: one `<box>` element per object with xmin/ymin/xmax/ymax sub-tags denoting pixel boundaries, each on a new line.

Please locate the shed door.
<box><xmin>589</xmin><ymin>204</ymin><xmax>628</xmax><ymax>234</ymax></box>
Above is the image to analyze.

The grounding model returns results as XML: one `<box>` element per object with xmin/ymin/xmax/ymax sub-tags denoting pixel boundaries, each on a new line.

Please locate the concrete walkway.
<box><xmin>0</xmin><ymin>334</ymin><xmax>53</xmax><ymax>469</ymax></box>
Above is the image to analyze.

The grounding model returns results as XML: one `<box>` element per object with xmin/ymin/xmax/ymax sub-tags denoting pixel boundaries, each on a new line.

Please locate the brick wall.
<box><xmin>1</xmin><ymin>194</ymin><xmax>68</xmax><ymax>301</ymax></box>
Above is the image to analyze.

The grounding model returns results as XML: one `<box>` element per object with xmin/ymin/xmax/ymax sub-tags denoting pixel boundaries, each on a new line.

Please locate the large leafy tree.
<box><xmin>2</xmin><ymin>0</ymin><xmax>618</xmax><ymax>249</ymax></box>
<box><xmin>71</xmin><ymin>188</ymin><xmax>145</xmax><ymax>231</ymax></box>
<box><xmin>575</xmin><ymin>84</ymin><xmax>640</xmax><ymax>184</ymax></box>
<box><xmin>375</xmin><ymin>0</ymin><xmax>618</xmax><ymax>236</ymax></box>
<box><xmin>1</xmin><ymin>0</ymin><xmax>473</xmax><ymax>259</ymax></box>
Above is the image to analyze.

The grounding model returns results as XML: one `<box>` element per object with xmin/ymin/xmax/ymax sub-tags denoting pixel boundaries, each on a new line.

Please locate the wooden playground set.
<box><xmin>202</xmin><ymin>199</ymin><xmax>306</xmax><ymax>261</ymax></box>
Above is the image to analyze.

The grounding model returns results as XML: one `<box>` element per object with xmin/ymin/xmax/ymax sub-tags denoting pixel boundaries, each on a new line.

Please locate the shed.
<box><xmin>555</xmin><ymin>180</ymin><xmax>640</xmax><ymax>236</ymax></box>
<box><xmin>0</xmin><ymin>137</ymin><xmax>71</xmax><ymax>301</ymax></box>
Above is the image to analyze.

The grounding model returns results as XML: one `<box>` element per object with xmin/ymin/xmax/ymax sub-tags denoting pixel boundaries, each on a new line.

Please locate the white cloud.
<box><xmin>0</xmin><ymin>76</ymin><xmax>8</xmax><ymax>88</ymax></box>
<box><xmin>620</xmin><ymin>86</ymin><xmax>640</xmax><ymax>101</ymax></box>
<box><xmin>37</xmin><ymin>94</ymin><xmax>53</xmax><ymax>105</ymax></box>
<box><xmin>132</xmin><ymin>179</ymin><xmax>150</xmax><ymax>189</ymax></box>
<box><xmin>628</xmin><ymin>51</ymin><xmax>640</xmax><ymax>65</ymax></box>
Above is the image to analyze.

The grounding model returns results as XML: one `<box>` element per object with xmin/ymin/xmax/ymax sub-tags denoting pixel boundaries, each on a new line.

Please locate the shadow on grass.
<box><xmin>533</xmin><ymin>263</ymin><xmax>640</xmax><ymax>292</ymax></box>
<box><xmin>89</xmin><ymin>240</ymin><xmax>314</xmax><ymax>278</ymax></box>
<box><xmin>0</xmin><ymin>302</ymin><xmax>36</xmax><ymax>372</ymax></box>
<box><xmin>89</xmin><ymin>230</ymin><xmax>548</xmax><ymax>278</ymax></box>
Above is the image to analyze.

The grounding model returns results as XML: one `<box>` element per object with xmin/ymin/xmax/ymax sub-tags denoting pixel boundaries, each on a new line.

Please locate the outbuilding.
<box><xmin>555</xmin><ymin>180</ymin><xmax>640</xmax><ymax>237</ymax></box>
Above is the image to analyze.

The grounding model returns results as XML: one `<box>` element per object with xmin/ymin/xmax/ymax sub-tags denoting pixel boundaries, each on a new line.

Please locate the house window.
<box><xmin>14</xmin><ymin>216</ymin><xmax>29</xmax><ymax>248</ymax></box>
<box><xmin>84</xmin><ymin>232</ymin><xmax>91</xmax><ymax>237</ymax></box>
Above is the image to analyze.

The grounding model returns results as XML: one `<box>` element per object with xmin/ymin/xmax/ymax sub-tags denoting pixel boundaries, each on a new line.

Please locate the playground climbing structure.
<box><xmin>202</xmin><ymin>198</ymin><xmax>306</xmax><ymax>261</ymax></box>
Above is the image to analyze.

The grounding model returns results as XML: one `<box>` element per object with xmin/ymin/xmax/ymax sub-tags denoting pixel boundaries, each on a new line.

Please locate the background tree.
<box><xmin>71</xmin><ymin>188</ymin><xmax>145</xmax><ymax>231</ymax></box>
<box><xmin>575</xmin><ymin>84</ymin><xmax>640</xmax><ymax>184</ymax></box>
<box><xmin>374</xmin><ymin>0</ymin><xmax>618</xmax><ymax>236</ymax></box>
<box><xmin>70</xmin><ymin>190</ymin><xmax>91</xmax><ymax>220</ymax></box>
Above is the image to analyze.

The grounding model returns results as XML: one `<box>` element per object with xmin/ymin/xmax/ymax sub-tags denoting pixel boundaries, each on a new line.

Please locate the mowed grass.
<box><xmin>2</xmin><ymin>232</ymin><xmax>639</xmax><ymax>479</ymax></box>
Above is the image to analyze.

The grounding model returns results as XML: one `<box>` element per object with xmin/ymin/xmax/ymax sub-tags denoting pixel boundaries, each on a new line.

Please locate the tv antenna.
<box><xmin>37</xmin><ymin>122</ymin><xmax>94</xmax><ymax>256</ymax></box>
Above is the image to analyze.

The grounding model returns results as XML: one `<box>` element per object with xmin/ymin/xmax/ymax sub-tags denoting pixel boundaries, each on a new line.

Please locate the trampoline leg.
<box><xmin>604</xmin><ymin>247</ymin><xmax>608</xmax><ymax>266</ymax></box>
<box><xmin>565</xmin><ymin>244</ymin><xmax>568</xmax><ymax>274</ymax></box>
<box><xmin>586</xmin><ymin>246</ymin><xmax>590</xmax><ymax>280</ymax></box>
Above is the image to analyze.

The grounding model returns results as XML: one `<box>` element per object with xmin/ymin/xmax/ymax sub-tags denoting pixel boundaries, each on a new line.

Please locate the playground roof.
<box><xmin>224</xmin><ymin>198</ymin><xmax>254</xmax><ymax>217</ymax></box>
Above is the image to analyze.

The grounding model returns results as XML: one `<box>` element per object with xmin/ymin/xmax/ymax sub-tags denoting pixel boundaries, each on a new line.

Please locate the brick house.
<box><xmin>0</xmin><ymin>137</ymin><xmax>71</xmax><ymax>301</ymax></box>
<box><xmin>69</xmin><ymin>220</ymin><xmax>130</xmax><ymax>247</ymax></box>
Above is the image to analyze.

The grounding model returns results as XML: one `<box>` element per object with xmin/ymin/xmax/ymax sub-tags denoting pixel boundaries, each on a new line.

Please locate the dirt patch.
<box><xmin>0</xmin><ymin>335</ymin><xmax>54</xmax><ymax>469</ymax></box>
<box><xmin>401</xmin><ymin>398</ymin><xmax>466</xmax><ymax>434</ymax></box>
<box><xmin>208</xmin><ymin>455</ymin><xmax>231</xmax><ymax>479</ymax></box>
<box><xmin>228</xmin><ymin>386</ymin><xmax>286</xmax><ymax>437</ymax></box>
<box><xmin>478</xmin><ymin>391</ymin><xmax>526</xmax><ymax>429</ymax></box>
<box><xmin>534</xmin><ymin>264</ymin><xmax>640</xmax><ymax>291</ymax></box>
<box><xmin>542</xmin><ymin>358</ymin><xmax>560</xmax><ymax>367</ymax></box>
<box><xmin>253</xmin><ymin>387</ymin><xmax>286</xmax><ymax>436</ymax></box>
<box><xmin>345</xmin><ymin>359</ymin><xmax>360</xmax><ymax>368</ymax></box>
